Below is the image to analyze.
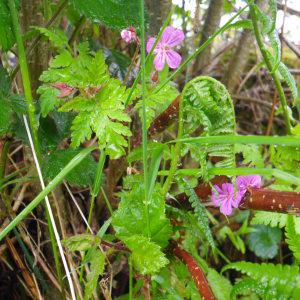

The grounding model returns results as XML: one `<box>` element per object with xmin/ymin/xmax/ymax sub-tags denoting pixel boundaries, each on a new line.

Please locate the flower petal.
<box><xmin>153</xmin><ymin>51</ymin><xmax>166</xmax><ymax>71</ymax></box>
<box><xmin>161</xmin><ymin>26</ymin><xmax>185</xmax><ymax>47</ymax></box>
<box><xmin>237</xmin><ymin>175</ymin><xmax>262</xmax><ymax>196</ymax></box>
<box><xmin>146</xmin><ymin>37</ymin><xmax>156</xmax><ymax>53</ymax></box>
<box><xmin>165</xmin><ymin>49</ymin><xmax>181</xmax><ymax>69</ymax></box>
<box><xmin>220</xmin><ymin>200</ymin><xmax>233</xmax><ymax>216</ymax></box>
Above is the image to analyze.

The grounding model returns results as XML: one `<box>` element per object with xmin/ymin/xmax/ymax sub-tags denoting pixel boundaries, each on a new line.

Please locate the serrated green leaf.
<box><xmin>70</xmin><ymin>0</ymin><xmax>142</xmax><ymax>30</ymax></box>
<box><xmin>207</xmin><ymin>269</ymin><xmax>232</xmax><ymax>300</ymax></box>
<box><xmin>0</xmin><ymin>67</ymin><xmax>14</xmax><ymax>136</ymax></box>
<box><xmin>251</xmin><ymin>211</ymin><xmax>287</xmax><ymax>228</ymax></box>
<box><xmin>285</xmin><ymin>215</ymin><xmax>300</xmax><ymax>261</ymax></box>
<box><xmin>112</xmin><ymin>177</ymin><xmax>172</xmax><ymax>248</ymax></box>
<box><xmin>0</xmin><ymin>1</ymin><xmax>15</xmax><ymax>51</ymax></box>
<box><xmin>125</xmin><ymin>235</ymin><xmax>168</xmax><ymax>275</ymax></box>
<box><xmin>32</xmin><ymin>27</ymin><xmax>69</xmax><ymax>50</ymax></box>
<box><xmin>84</xmin><ymin>248</ymin><xmax>105</xmax><ymax>300</ymax></box>
<box><xmin>62</xmin><ymin>234</ymin><xmax>101</xmax><ymax>251</ymax></box>
<box><xmin>248</xmin><ymin>225</ymin><xmax>281</xmax><ymax>259</ymax></box>
<box><xmin>37</xmin><ymin>85</ymin><xmax>61</xmax><ymax>117</ymax></box>
<box><xmin>42</xmin><ymin>148</ymin><xmax>97</xmax><ymax>187</ymax></box>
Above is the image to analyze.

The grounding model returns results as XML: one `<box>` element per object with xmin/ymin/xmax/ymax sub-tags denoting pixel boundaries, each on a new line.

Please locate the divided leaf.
<box><xmin>126</xmin><ymin>235</ymin><xmax>169</xmax><ymax>275</ymax></box>
<box><xmin>62</xmin><ymin>234</ymin><xmax>101</xmax><ymax>251</ymax></box>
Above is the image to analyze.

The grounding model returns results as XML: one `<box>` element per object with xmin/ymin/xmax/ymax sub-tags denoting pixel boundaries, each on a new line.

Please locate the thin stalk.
<box><xmin>0</xmin><ymin>145</ymin><xmax>97</xmax><ymax>241</ymax></box>
<box><xmin>124</xmin><ymin>8</ymin><xmax>173</xmax><ymax>106</ymax></box>
<box><xmin>139</xmin><ymin>0</ymin><xmax>151</xmax><ymax>239</ymax></box>
<box><xmin>154</xmin><ymin>5</ymin><xmax>248</xmax><ymax>95</ymax></box>
<box><xmin>172</xmin><ymin>135</ymin><xmax>300</xmax><ymax>146</ymax></box>
<box><xmin>8</xmin><ymin>0</ymin><xmax>65</xmax><ymax>292</ymax></box>
<box><xmin>8</xmin><ymin>0</ymin><xmax>40</xmax><ymax>158</ymax></box>
<box><xmin>87</xmin><ymin>151</ymin><xmax>106</xmax><ymax>226</ymax></box>
<box><xmin>129</xmin><ymin>255</ymin><xmax>133</xmax><ymax>300</ymax></box>
<box><xmin>248</xmin><ymin>2</ymin><xmax>292</xmax><ymax>134</ymax></box>
<box><xmin>101</xmin><ymin>187</ymin><xmax>113</xmax><ymax>216</ymax></box>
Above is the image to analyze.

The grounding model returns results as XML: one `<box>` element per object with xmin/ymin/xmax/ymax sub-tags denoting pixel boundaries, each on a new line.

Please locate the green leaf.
<box><xmin>32</xmin><ymin>27</ymin><xmax>69</xmax><ymax>50</ymax></box>
<box><xmin>235</xmin><ymin>144</ymin><xmax>264</xmax><ymax>168</ymax></box>
<box><xmin>222</xmin><ymin>261</ymin><xmax>300</xmax><ymax>298</ymax></box>
<box><xmin>0</xmin><ymin>0</ymin><xmax>15</xmax><ymax>51</ymax></box>
<box><xmin>70</xmin><ymin>0</ymin><xmax>142</xmax><ymax>30</ymax></box>
<box><xmin>84</xmin><ymin>248</ymin><xmax>105</xmax><ymax>300</ymax></box>
<box><xmin>42</xmin><ymin>148</ymin><xmax>97</xmax><ymax>187</ymax></box>
<box><xmin>251</xmin><ymin>211</ymin><xmax>287</xmax><ymax>228</ymax></box>
<box><xmin>278</xmin><ymin>62</ymin><xmax>298</xmax><ymax>103</ymax></box>
<box><xmin>285</xmin><ymin>215</ymin><xmax>300</xmax><ymax>261</ymax></box>
<box><xmin>112</xmin><ymin>176</ymin><xmax>172</xmax><ymax>248</ymax></box>
<box><xmin>230</xmin><ymin>278</ymin><xmax>267</xmax><ymax>299</ymax></box>
<box><xmin>182</xmin><ymin>76</ymin><xmax>236</xmax><ymax>172</ymax></box>
<box><xmin>125</xmin><ymin>235</ymin><xmax>169</xmax><ymax>275</ymax></box>
<box><xmin>0</xmin><ymin>67</ymin><xmax>14</xmax><ymax>136</ymax></box>
<box><xmin>183</xmin><ymin>179</ymin><xmax>215</xmax><ymax>249</ymax></box>
<box><xmin>207</xmin><ymin>269</ymin><xmax>232</xmax><ymax>300</ymax></box>
<box><xmin>39</xmin><ymin>47</ymin><xmax>132</xmax><ymax>159</ymax></box>
<box><xmin>37</xmin><ymin>85</ymin><xmax>61</xmax><ymax>117</ymax></box>
<box><xmin>247</xmin><ymin>225</ymin><xmax>281</xmax><ymax>259</ymax></box>
<box><xmin>62</xmin><ymin>234</ymin><xmax>101</xmax><ymax>251</ymax></box>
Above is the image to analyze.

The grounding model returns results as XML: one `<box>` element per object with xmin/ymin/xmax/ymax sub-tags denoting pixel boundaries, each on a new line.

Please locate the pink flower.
<box><xmin>146</xmin><ymin>26</ymin><xmax>184</xmax><ymax>71</ymax></box>
<box><xmin>51</xmin><ymin>83</ymin><xmax>75</xmax><ymax>98</ymax></box>
<box><xmin>211</xmin><ymin>183</ymin><xmax>242</xmax><ymax>216</ymax></box>
<box><xmin>237</xmin><ymin>175</ymin><xmax>262</xmax><ymax>196</ymax></box>
<box><xmin>121</xmin><ymin>27</ymin><xmax>137</xmax><ymax>44</ymax></box>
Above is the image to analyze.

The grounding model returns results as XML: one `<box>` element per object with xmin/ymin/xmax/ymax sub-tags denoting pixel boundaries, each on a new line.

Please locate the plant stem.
<box><xmin>87</xmin><ymin>151</ymin><xmax>106</xmax><ymax>226</ymax></box>
<box><xmin>140</xmin><ymin>0</ymin><xmax>151</xmax><ymax>239</ymax></box>
<box><xmin>8</xmin><ymin>1</ymin><xmax>66</xmax><ymax>292</ymax></box>
<box><xmin>249</xmin><ymin>2</ymin><xmax>292</xmax><ymax>134</ymax></box>
<box><xmin>0</xmin><ymin>146</ymin><xmax>97</xmax><ymax>241</ymax></box>
<box><xmin>129</xmin><ymin>255</ymin><xmax>133</xmax><ymax>300</ymax></box>
<box><xmin>172</xmin><ymin>134</ymin><xmax>300</xmax><ymax>146</ymax></box>
<box><xmin>8</xmin><ymin>0</ymin><xmax>41</xmax><ymax>158</ymax></box>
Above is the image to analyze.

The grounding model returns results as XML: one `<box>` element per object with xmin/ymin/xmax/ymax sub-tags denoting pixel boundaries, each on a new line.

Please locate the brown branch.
<box><xmin>242</xmin><ymin>188</ymin><xmax>300</xmax><ymax>213</ymax></box>
<box><xmin>171</xmin><ymin>242</ymin><xmax>216</xmax><ymax>300</ymax></box>
<box><xmin>277</xmin><ymin>2</ymin><xmax>300</xmax><ymax>17</ymax></box>
<box><xmin>282</xmin><ymin>36</ymin><xmax>300</xmax><ymax>59</ymax></box>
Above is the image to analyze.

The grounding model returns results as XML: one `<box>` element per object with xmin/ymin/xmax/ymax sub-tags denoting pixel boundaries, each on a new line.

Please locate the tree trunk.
<box><xmin>193</xmin><ymin>0</ymin><xmax>224</xmax><ymax>75</ymax></box>
<box><xmin>222</xmin><ymin>0</ymin><xmax>268</xmax><ymax>93</ymax></box>
<box><xmin>145</xmin><ymin>0</ymin><xmax>172</xmax><ymax>35</ymax></box>
<box><xmin>20</xmin><ymin>0</ymin><xmax>50</xmax><ymax>97</ymax></box>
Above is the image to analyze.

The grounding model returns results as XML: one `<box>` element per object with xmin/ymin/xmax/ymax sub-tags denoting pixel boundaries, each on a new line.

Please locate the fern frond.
<box><xmin>230</xmin><ymin>278</ymin><xmax>268</xmax><ymax>299</ymax></box>
<box><xmin>181</xmin><ymin>76</ymin><xmax>236</xmax><ymax>174</ymax></box>
<box><xmin>223</xmin><ymin>261</ymin><xmax>300</xmax><ymax>298</ymax></box>
<box><xmin>278</xmin><ymin>62</ymin><xmax>298</xmax><ymax>103</ymax></box>
<box><xmin>251</xmin><ymin>211</ymin><xmax>287</xmax><ymax>228</ymax></box>
<box><xmin>285</xmin><ymin>215</ymin><xmax>300</xmax><ymax>261</ymax></box>
<box><xmin>183</xmin><ymin>179</ymin><xmax>215</xmax><ymax>249</ymax></box>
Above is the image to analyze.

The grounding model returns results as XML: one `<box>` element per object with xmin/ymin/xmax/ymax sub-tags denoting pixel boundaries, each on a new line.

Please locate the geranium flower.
<box><xmin>146</xmin><ymin>26</ymin><xmax>184</xmax><ymax>71</ymax></box>
<box><xmin>121</xmin><ymin>27</ymin><xmax>137</xmax><ymax>44</ymax></box>
<box><xmin>237</xmin><ymin>175</ymin><xmax>262</xmax><ymax>196</ymax></box>
<box><xmin>51</xmin><ymin>82</ymin><xmax>75</xmax><ymax>98</ymax></box>
<box><xmin>211</xmin><ymin>183</ymin><xmax>242</xmax><ymax>216</ymax></box>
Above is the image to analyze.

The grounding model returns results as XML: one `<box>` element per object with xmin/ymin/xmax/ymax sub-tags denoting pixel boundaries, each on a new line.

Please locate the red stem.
<box><xmin>172</xmin><ymin>243</ymin><xmax>216</xmax><ymax>300</ymax></box>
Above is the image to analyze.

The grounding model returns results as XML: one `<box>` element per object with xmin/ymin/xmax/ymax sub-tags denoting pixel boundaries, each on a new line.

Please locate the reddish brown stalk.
<box><xmin>242</xmin><ymin>188</ymin><xmax>300</xmax><ymax>213</ymax></box>
<box><xmin>148</xmin><ymin>95</ymin><xmax>180</xmax><ymax>137</ymax></box>
<box><xmin>172</xmin><ymin>242</ymin><xmax>216</xmax><ymax>300</ymax></box>
<box><xmin>173</xmin><ymin>178</ymin><xmax>300</xmax><ymax>214</ymax></box>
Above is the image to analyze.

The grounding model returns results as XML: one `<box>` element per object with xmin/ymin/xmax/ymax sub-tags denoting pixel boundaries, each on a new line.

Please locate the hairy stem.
<box><xmin>249</xmin><ymin>2</ymin><xmax>292</xmax><ymax>134</ymax></box>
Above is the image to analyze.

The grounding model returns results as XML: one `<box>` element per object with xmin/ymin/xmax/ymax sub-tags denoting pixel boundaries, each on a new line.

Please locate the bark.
<box><xmin>193</xmin><ymin>0</ymin><xmax>224</xmax><ymax>75</ymax></box>
<box><xmin>145</xmin><ymin>0</ymin><xmax>172</xmax><ymax>35</ymax></box>
<box><xmin>19</xmin><ymin>0</ymin><xmax>50</xmax><ymax>97</ymax></box>
<box><xmin>172</xmin><ymin>242</ymin><xmax>216</xmax><ymax>300</ymax></box>
<box><xmin>222</xmin><ymin>0</ymin><xmax>267</xmax><ymax>94</ymax></box>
